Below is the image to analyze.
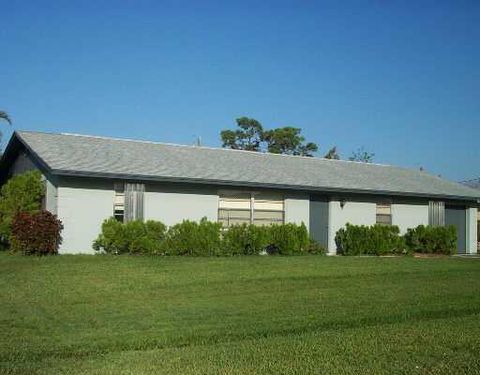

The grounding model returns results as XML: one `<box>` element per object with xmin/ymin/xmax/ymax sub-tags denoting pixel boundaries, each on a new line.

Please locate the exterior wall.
<box><xmin>327</xmin><ymin>200</ymin><xmax>377</xmax><ymax>254</ymax></box>
<box><xmin>11</xmin><ymin>152</ymin><xmax>38</xmax><ymax>175</ymax></box>
<box><xmin>391</xmin><ymin>203</ymin><xmax>429</xmax><ymax>234</ymax></box>
<box><xmin>57</xmin><ymin>178</ymin><xmax>114</xmax><ymax>254</ymax></box>
<box><xmin>44</xmin><ymin>177</ymin><xmax>58</xmax><ymax>215</ymax></box>
<box><xmin>466</xmin><ymin>207</ymin><xmax>478</xmax><ymax>254</ymax></box>
<box><xmin>144</xmin><ymin>183</ymin><xmax>218</xmax><ymax>226</ymax></box>
<box><xmin>284</xmin><ymin>194</ymin><xmax>310</xmax><ymax>226</ymax></box>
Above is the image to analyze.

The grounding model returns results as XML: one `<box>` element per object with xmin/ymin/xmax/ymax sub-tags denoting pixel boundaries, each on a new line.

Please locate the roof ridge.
<box><xmin>17</xmin><ymin>130</ymin><xmax>394</xmax><ymax>168</ymax></box>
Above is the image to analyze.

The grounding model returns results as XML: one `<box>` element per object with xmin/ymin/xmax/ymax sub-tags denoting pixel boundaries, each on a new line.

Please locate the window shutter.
<box><xmin>428</xmin><ymin>201</ymin><xmax>445</xmax><ymax>226</ymax></box>
<box><xmin>124</xmin><ymin>183</ymin><xmax>145</xmax><ymax>222</ymax></box>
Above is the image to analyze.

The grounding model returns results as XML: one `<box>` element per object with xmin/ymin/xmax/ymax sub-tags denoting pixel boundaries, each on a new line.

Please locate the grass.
<box><xmin>0</xmin><ymin>253</ymin><xmax>479</xmax><ymax>374</ymax></box>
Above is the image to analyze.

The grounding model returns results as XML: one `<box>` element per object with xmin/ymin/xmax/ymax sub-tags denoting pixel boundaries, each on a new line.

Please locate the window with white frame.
<box><xmin>218</xmin><ymin>191</ymin><xmax>284</xmax><ymax>227</ymax></box>
<box><xmin>376</xmin><ymin>202</ymin><xmax>392</xmax><ymax>225</ymax></box>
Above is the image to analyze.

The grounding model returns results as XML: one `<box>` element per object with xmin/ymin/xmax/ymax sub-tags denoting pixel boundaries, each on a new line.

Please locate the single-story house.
<box><xmin>1</xmin><ymin>131</ymin><xmax>479</xmax><ymax>255</ymax></box>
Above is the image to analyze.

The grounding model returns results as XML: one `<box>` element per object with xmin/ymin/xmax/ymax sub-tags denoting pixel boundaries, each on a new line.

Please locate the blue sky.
<box><xmin>1</xmin><ymin>0</ymin><xmax>479</xmax><ymax>181</ymax></box>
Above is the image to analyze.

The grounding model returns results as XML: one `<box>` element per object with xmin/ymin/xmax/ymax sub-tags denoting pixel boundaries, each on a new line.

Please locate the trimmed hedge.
<box><xmin>335</xmin><ymin>223</ymin><xmax>406</xmax><ymax>256</ymax></box>
<box><xmin>268</xmin><ymin>223</ymin><xmax>311</xmax><ymax>255</ymax></box>
<box><xmin>222</xmin><ymin>223</ymin><xmax>317</xmax><ymax>256</ymax></box>
<box><xmin>335</xmin><ymin>223</ymin><xmax>458</xmax><ymax>256</ymax></box>
<box><xmin>404</xmin><ymin>225</ymin><xmax>457</xmax><ymax>255</ymax></box>
<box><xmin>164</xmin><ymin>218</ymin><xmax>223</xmax><ymax>256</ymax></box>
<box><xmin>93</xmin><ymin>218</ymin><xmax>166</xmax><ymax>254</ymax></box>
<box><xmin>94</xmin><ymin>218</ymin><xmax>326</xmax><ymax>256</ymax></box>
<box><xmin>11</xmin><ymin>211</ymin><xmax>63</xmax><ymax>255</ymax></box>
<box><xmin>222</xmin><ymin>224</ymin><xmax>269</xmax><ymax>255</ymax></box>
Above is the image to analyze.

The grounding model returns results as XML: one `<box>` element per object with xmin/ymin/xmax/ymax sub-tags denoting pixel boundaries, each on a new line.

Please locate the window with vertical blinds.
<box><xmin>428</xmin><ymin>201</ymin><xmax>445</xmax><ymax>226</ymax></box>
<box><xmin>218</xmin><ymin>191</ymin><xmax>284</xmax><ymax>227</ymax></box>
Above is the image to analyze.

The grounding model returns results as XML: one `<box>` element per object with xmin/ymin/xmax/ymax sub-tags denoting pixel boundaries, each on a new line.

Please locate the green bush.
<box><xmin>164</xmin><ymin>218</ymin><xmax>222</xmax><ymax>256</ymax></box>
<box><xmin>222</xmin><ymin>224</ymin><xmax>270</xmax><ymax>255</ymax></box>
<box><xmin>94</xmin><ymin>218</ymin><xmax>324</xmax><ymax>256</ymax></box>
<box><xmin>335</xmin><ymin>223</ymin><xmax>405</xmax><ymax>256</ymax></box>
<box><xmin>268</xmin><ymin>223</ymin><xmax>310</xmax><ymax>255</ymax></box>
<box><xmin>0</xmin><ymin>171</ymin><xmax>44</xmax><ymax>242</ymax></box>
<box><xmin>93</xmin><ymin>219</ymin><xmax>166</xmax><ymax>254</ymax></box>
<box><xmin>307</xmin><ymin>239</ymin><xmax>327</xmax><ymax>255</ymax></box>
<box><xmin>404</xmin><ymin>225</ymin><xmax>457</xmax><ymax>255</ymax></box>
<box><xmin>222</xmin><ymin>222</ymin><xmax>315</xmax><ymax>256</ymax></box>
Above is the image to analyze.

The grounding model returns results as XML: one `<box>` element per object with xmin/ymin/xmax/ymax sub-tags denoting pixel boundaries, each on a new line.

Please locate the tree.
<box><xmin>220</xmin><ymin>117</ymin><xmax>264</xmax><ymax>151</ymax></box>
<box><xmin>349</xmin><ymin>147</ymin><xmax>375</xmax><ymax>163</ymax></box>
<box><xmin>0</xmin><ymin>171</ymin><xmax>44</xmax><ymax>241</ymax></box>
<box><xmin>263</xmin><ymin>126</ymin><xmax>318</xmax><ymax>156</ymax></box>
<box><xmin>0</xmin><ymin>110</ymin><xmax>11</xmax><ymax>145</ymax></box>
<box><xmin>0</xmin><ymin>111</ymin><xmax>11</xmax><ymax>125</ymax></box>
<box><xmin>324</xmin><ymin>146</ymin><xmax>340</xmax><ymax>160</ymax></box>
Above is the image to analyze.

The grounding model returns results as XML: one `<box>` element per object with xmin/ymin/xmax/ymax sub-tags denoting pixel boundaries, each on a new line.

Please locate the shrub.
<box><xmin>10</xmin><ymin>211</ymin><xmax>63</xmax><ymax>255</ymax></box>
<box><xmin>268</xmin><ymin>223</ymin><xmax>310</xmax><ymax>255</ymax></box>
<box><xmin>0</xmin><ymin>171</ymin><xmax>44</xmax><ymax>242</ymax></box>
<box><xmin>222</xmin><ymin>224</ymin><xmax>270</xmax><ymax>255</ymax></box>
<box><xmin>335</xmin><ymin>223</ymin><xmax>405</xmax><ymax>256</ymax></box>
<box><xmin>93</xmin><ymin>219</ymin><xmax>166</xmax><ymax>254</ymax></box>
<box><xmin>222</xmin><ymin>222</ymin><xmax>313</xmax><ymax>256</ymax></box>
<box><xmin>164</xmin><ymin>218</ymin><xmax>222</xmax><ymax>256</ymax></box>
<box><xmin>94</xmin><ymin>218</ymin><xmax>324</xmax><ymax>256</ymax></box>
<box><xmin>307</xmin><ymin>239</ymin><xmax>327</xmax><ymax>255</ymax></box>
<box><xmin>404</xmin><ymin>225</ymin><xmax>457</xmax><ymax>255</ymax></box>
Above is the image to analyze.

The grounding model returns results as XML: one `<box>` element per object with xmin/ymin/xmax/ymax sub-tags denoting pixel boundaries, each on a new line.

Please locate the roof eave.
<box><xmin>51</xmin><ymin>169</ymin><xmax>480</xmax><ymax>203</ymax></box>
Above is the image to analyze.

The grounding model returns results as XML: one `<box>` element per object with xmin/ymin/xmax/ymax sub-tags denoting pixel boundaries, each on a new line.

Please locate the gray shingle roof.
<box><xmin>13</xmin><ymin>131</ymin><xmax>480</xmax><ymax>201</ymax></box>
<box><xmin>462</xmin><ymin>178</ymin><xmax>480</xmax><ymax>190</ymax></box>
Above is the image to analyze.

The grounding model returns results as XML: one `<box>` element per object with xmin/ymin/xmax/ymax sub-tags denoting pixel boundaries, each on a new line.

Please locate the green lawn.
<box><xmin>1</xmin><ymin>254</ymin><xmax>479</xmax><ymax>374</ymax></box>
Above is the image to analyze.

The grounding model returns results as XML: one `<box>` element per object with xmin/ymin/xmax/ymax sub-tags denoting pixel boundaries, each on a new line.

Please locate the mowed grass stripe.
<box><xmin>1</xmin><ymin>254</ymin><xmax>479</xmax><ymax>374</ymax></box>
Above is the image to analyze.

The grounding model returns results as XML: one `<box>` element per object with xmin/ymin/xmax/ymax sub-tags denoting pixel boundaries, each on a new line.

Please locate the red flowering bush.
<box><xmin>11</xmin><ymin>211</ymin><xmax>63</xmax><ymax>255</ymax></box>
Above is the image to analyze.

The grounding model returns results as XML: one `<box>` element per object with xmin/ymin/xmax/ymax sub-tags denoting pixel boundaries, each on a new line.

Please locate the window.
<box><xmin>376</xmin><ymin>203</ymin><xmax>392</xmax><ymax>225</ymax></box>
<box><xmin>252</xmin><ymin>192</ymin><xmax>284</xmax><ymax>226</ymax></box>
<box><xmin>114</xmin><ymin>182</ymin><xmax>125</xmax><ymax>222</ymax></box>
<box><xmin>218</xmin><ymin>191</ymin><xmax>284</xmax><ymax>227</ymax></box>
<box><xmin>428</xmin><ymin>201</ymin><xmax>445</xmax><ymax>226</ymax></box>
<box><xmin>218</xmin><ymin>192</ymin><xmax>252</xmax><ymax>227</ymax></box>
<box><xmin>114</xmin><ymin>182</ymin><xmax>145</xmax><ymax>222</ymax></box>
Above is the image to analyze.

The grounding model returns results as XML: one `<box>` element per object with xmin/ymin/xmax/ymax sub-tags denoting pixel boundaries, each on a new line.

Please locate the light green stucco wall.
<box><xmin>284</xmin><ymin>194</ymin><xmax>310</xmax><ymax>226</ymax></box>
<box><xmin>57</xmin><ymin>182</ymin><xmax>114</xmax><ymax>254</ymax></box>
<box><xmin>144</xmin><ymin>186</ymin><xmax>219</xmax><ymax>226</ymax></box>
<box><xmin>391</xmin><ymin>203</ymin><xmax>429</xmax><ymax>234</ymax></box>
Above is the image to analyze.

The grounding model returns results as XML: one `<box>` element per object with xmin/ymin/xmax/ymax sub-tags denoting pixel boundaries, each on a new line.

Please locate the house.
<box><xmin>1</xmin><ymin>130</ymin><xmax>479</xmax><ymax>255</ymax></box>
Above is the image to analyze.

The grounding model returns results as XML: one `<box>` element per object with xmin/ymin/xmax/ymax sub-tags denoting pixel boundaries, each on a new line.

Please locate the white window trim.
<box><xmin>218</xmin><ymin>190</ymin><xmax>285</xmax><ymax>227</ymax></box>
